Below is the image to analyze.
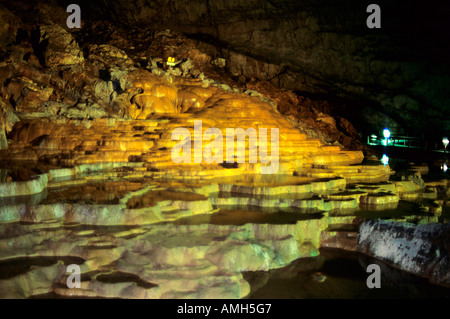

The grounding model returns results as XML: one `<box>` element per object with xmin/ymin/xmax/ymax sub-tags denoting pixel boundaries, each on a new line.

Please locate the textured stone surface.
<box><xmin>0</xmin><ymin>5</ymin><xmax>18</xmax><ymax>49</ymax></box>
<box><xmin>71</xmin><ymin>0</ymin><xmax>450</xmax><ymax>136</ymax></box>
<box><xmin>38</xmin><ymin>24</ymin><xmax>84</xmax><ymax>67</ymax></box>
<box><xmin>0</xmin><ymin>219</ymin><xmax>321</xmax><ymax>298</ymax></box>
<box><xmin>0</xmin><ymin>97</ymin><xmax>19</xmax><ymax>149</ymax></box>
<box><xmin>2</xmin><ymin>66</ymin><xmax>372</xmax><ymax>178</ymax></box>
<box><xmin>358</xmin><ymin>219</ymin><xmax>450</xmax><ymax>287</ymax></box>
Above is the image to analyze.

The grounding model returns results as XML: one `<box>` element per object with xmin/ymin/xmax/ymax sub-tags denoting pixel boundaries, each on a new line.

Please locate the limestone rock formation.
<box><xmin>0</xmin><ymin>5</ymin><xmax>18</xmax><ymax>49</ymax></box>
<box><xmin>72</xmin><ymin>0</ymin><xmax>450</xmax><ymax>137</ymax></box>
<box><xmin>358</xmin><ymin>219</ymin><xmax>450</xmax><ymax>287</ymax></box>
<box><xmin>0</xmin><ymin>97</ymin><xmax>19</xmax><ymax>149</ymax></box>
<box><xmin>38</xmin><ymin>24</ymin><xmax>84</xmax><ymax>67</ymax></box>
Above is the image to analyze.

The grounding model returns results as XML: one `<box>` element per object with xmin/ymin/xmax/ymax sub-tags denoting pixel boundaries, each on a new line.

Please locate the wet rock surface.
<box><xmin>358</xmin><ymin>219</ymin><xmax>450</xmax><ymax>287</ymax></box>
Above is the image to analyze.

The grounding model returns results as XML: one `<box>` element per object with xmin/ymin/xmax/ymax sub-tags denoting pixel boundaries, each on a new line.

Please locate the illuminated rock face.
<box><xmin>39</xmin><ymin>24</ymin><xmax>84</xmax><ymax>68</ymax></box>
<box><xmin>2</xmin><ymin>69</ymin><xmax>370</xmax><ymax>178</ymax></box>
<box><xmin>0</xmin><ymin>67</ymin><xmax>394</xmax><ymax>298</ymax></box>
<box><xmin>72</xmin><ymin>0</ymin><xmax>450</xmax><ymax>137</ymax></box>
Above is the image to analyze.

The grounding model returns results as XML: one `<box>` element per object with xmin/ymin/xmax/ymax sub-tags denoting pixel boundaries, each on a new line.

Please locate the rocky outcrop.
<box><xmin>72</xmin><ymin>0</ymin><xmax>450</xmax><ymax>137</ymax></box>
<box><xmin>0</xmin><ymin>97</ymin><xmax>19</xmax><ymax>149</ymax></box>
<box><xmin>37</xmin><ymin>24</ymin><xmax>84</xmax><ymax>67</ymax></box>
<box><xmin>0</xmin><ymin>1</ymin><xmax>367</xmax><ymax>150</ymax></box>
<box><xmin>358</xmin><ymin>219</ymin><xmax>450</xmax><ymax>287</ymax></box>
<box><xmin>0</xmin><ymin>5</ymin><xmax>18</xmax><ymax>49</ymax></box>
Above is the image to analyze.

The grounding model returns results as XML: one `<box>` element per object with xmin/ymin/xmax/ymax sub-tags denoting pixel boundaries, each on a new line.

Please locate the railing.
<box><xmin>366</xmin><ymin>135</ymin><xmax>447</xmax><ymax>152</ymax></box>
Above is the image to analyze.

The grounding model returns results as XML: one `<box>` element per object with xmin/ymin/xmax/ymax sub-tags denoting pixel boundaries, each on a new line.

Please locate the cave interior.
<box><xmin>0</xmin><ymin>0</ymin><xmax>449</xmax><ymax>299</ymax></box>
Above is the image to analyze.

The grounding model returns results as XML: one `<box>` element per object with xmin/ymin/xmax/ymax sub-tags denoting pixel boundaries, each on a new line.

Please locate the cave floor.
<box><xmin>0</xmin><ymin>158</ymin><xmax>448</xmax><ymax>298</ymax></box>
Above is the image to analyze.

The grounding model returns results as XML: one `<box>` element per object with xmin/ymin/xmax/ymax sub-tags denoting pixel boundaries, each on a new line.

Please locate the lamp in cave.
<box><xmin>367</xmin><ymin>134</ymin><xmax>378</xmax><ymax>145</ymax></box>
<box><xmin>382</xmin><ymin>128</ymin><xmax>390</xmax><ymax>146</ymax></box>
<box><xmin>442</xmin><ymin>163</ymin><xmax>448</xmax><ymax>173</ymax></box>
<box><xmin>381</xmin><ymin>154</ymin><xmax>389</xmax><ymax>165</ymax></box>
<box><xmin>443</xmin><ymin>137</ymin><xmax>449</xmax><ymax>151</ymax></box>
<box><xmin>167</xmin><ymin>57</ymin><xmax>176</xmax><ymax>67</ymax></box>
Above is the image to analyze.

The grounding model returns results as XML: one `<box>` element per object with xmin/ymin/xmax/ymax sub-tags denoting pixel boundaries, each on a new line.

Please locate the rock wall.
<box><xmin>358</xmin><ymin>219</ymin><xmax>450</xmax><ymax>287</ymax></box>
<box><xmin>65</xmin><ymin>0</ymin><xmax>450</xmax><ymax>137</ymax></box>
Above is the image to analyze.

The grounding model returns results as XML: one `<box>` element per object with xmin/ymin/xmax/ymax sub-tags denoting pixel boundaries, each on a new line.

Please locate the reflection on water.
<box><xmin>0</xmin><ymin>158</ymin><xmax>449</xmax><ymax>298</ymax></box>
<box><xmin>0</xmin><ymin>256</ymin><xmax>85</xmax><ymax>280</ymax></box>
<box><xmin>0</xmin><ymin>168</ymin><xmax>41</xmax><ymax>183</ymax></box>
<box><xmin>381</xmin><ymin>154</ymin><xmax>389</xmax><ymax>165</ymax></box>
<box><xmin>173</xmin><ymin>209</ymin><xmax>322</xmax><ymax>226</ymax></box>
<box><xmin>0</xmin><ymin>189</ymin><xmax>48</xmax><ymax>206</ymax></box>
<box><xmin>245</xmin><ymin>248</ymin><xmax>450</xmax><ymax>299</ymax></box>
